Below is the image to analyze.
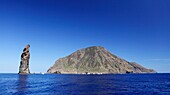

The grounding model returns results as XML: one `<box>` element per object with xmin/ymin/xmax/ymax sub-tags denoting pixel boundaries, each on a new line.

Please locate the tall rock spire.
<box><xmin>19</xmin><ymin>44</ymin><xmax>30</xmax><ymax>74</ymax></box>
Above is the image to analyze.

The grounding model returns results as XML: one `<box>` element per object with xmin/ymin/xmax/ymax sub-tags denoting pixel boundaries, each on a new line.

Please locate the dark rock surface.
<box><xmin>18</xmin><ymin>44</ymin><xmax>30</xmax><ymax>74</ymax></box>
<box><xmin>47</xmin><ymin>46</ymin><xmax>156</xmax><ymax>74</ymax></box>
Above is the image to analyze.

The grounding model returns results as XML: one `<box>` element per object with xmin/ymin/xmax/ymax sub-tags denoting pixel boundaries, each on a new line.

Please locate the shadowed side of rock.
<box><xmin>19</xmin><ymin>44</ymin><xmax>30</xmax><ymax>74</ymax></box>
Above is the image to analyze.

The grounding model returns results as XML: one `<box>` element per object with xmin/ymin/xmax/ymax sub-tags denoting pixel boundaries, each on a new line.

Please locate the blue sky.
<box><xmin>0</xmin><ymin>0</ymin><xmax>170</xmax><ymax>73</ymax></box>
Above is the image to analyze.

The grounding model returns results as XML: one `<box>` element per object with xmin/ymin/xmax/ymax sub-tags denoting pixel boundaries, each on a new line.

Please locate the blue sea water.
<box><xmin>0</xmin><ymin>74</ymin><xmax>170</xmax><ymax>95</ymax></box>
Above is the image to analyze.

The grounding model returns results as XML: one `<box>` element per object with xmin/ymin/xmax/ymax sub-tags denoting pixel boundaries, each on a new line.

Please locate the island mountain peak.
<box><xmin>47</xmin><ymin>46</ymin><xmax>156</xmax><ymax>74</ymax></box>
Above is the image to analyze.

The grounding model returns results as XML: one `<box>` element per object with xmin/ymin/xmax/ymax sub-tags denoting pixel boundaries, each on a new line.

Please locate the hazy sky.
<box><xmin>0</xmin><ymin>0</ymin><xmax>170</xmax><ymax>73</ymax></box>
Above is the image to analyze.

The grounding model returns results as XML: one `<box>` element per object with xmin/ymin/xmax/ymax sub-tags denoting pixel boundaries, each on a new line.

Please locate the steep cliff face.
<box><xmin>19</xmin><ymin>44</ymin><xmax>30</xmax><ymax>74</ymax></box>
<box><xmin>47</xmin><ymin>46</ymin><xmax>156</xmax><ymax>74</ymax></box>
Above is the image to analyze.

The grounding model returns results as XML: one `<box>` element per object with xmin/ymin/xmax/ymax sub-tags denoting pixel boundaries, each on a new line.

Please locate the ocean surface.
<box><xmin>0</xmin><ymin>74</ymin><xmax>170</xmax><ymax>95</ymax></box>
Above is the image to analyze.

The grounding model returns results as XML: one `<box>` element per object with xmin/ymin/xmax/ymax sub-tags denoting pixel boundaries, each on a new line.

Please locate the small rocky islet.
<box><xmin>47</xmin><ymin>46</ymin><xmax>156</xmax><ymax>74</ymax></box>
<box><xmin>18</xmin><ymin>44</ymin><xmax>30</xmax><ymax>74</ymax></box>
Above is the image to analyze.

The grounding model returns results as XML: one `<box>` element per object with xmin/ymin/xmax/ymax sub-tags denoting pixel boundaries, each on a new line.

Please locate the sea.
<box><xmin>0</xmin><ymin>73</ymin><xmax>170</xmax><ymax>95</ymax></box>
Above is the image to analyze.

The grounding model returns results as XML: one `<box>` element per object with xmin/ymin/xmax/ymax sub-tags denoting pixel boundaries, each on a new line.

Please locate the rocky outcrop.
<box><xmin>18</xmin><ymin>44</ymin><xmax>30</xmax><ymax>74</ymax></box>
<box><xmin>47</xmin><ymin>46</ymin><xmax>156</xmax><ymax>74</ymax></box>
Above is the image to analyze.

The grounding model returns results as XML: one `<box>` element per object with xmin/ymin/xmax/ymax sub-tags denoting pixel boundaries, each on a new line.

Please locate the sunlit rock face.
<box><xmin>19</xmin><ymin>44</ymin><xmax>30</xmax><ymax>74</ymax></box>
<box><xmin>47</xmin><ymin>46</ymin><xmax>156</xmax><ymax>74</ymax></box>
